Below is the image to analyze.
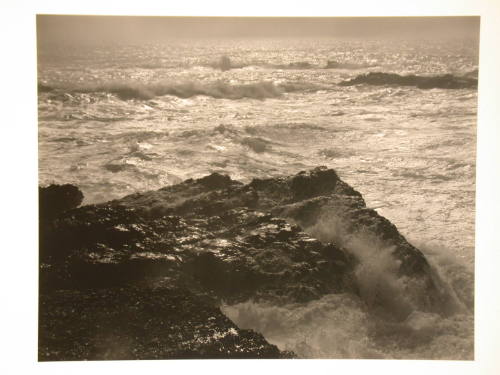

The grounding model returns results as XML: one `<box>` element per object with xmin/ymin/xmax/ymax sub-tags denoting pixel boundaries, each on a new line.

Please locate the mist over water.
<box><xmin>38</xmin><ymin>24</ymin><xmax>477</xmax><ymax>359</ymax></box>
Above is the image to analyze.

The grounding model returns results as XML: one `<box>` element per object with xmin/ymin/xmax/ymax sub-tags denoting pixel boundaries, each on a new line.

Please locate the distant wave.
<box><xmin>207</xmin><ymin>56</ymin><xmax>377</xmax><ymax>71</ymax></box>
<box><xmin>208</xmin><ymin>59</ymin><xmax>316</xmax><ymax>71</ymax></box>
<box><xmin>207</xmin><ymin>55</ymin><xmax>317</xmax><ymax>71</ymax></box>
<box><xmin>265</xmin><ymin>61</ymin><xmax>376</xmax><ymax>70</ymax></box>
<box><xmin>38</xmin><ymin>80</ymin><xmax>323</xmax><ymax>101</ymax></box>
<box><xmin>268</xmin><ymin>61</ymin><xmax>315</xmax><ymax>70</ymax></box>
<box><xmin>339</xmin><ymin>72</ymin><xmax>478</xmax><ymax>89</ymax></box>
<box><xmin>324</xmin><ymin>60</ymin><xmax>378</xmax><ymax>69</ymax></box>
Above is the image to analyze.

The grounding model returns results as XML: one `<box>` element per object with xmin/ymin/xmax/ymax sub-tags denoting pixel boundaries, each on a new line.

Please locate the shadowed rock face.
<box><xmin>39</xmin><ymin>167</ymin><xmax>455</xmax><ymax>361</ymax></box>
<box><xmin>339</xmin><ymin>72</ymin><xmax>478</xmax><ymax>89</ymax></box>
<box><xmin>39</xmin><ymin>184</ymin><xmax>83</xmax><ymax>220</ymax></box>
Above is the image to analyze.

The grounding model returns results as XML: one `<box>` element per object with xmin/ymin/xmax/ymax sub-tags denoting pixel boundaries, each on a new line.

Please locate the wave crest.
<box><xmin>39</xmin><ymin>80</ymin><xmax>322</xmax><ymax>101</ymax></box>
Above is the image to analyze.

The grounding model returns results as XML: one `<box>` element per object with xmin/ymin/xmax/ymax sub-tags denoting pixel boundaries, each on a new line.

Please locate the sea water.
<box><xmin>37</xmin><ymin>36</ymin><xmax>478</xmax><ymax>359</ymax></box>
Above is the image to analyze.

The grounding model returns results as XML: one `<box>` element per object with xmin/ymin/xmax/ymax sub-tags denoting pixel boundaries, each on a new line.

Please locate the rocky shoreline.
<box><xmin>39</xmin><ymin>167</ymin><xmax>457</xmax><ymax>360</ymax></box>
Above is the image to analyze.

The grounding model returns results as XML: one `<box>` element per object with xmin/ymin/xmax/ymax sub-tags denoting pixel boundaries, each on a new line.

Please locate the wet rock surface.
<box><xmin>39</xmin><ymin>167</ymin><xmax>451</xmax><ymax>361</ymax></box>
<box><xmin>39</xmin><ymin>286</ymin><xmax>292</xmax><ymax>360</ymax></box>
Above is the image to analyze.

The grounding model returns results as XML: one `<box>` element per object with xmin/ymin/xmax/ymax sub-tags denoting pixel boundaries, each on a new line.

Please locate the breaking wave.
<box><xmin>222</xmin><ymin>292</ymin><xmax>473</xmax><ymax>359</ymax></box>
<box><xmin>222</xmin><ymin>212</ymin><xmax>474</xmax><ymax>359</ymax></box>
<box><xmin>339</xmin><ymin>72</ymin><xmax>478</xmax><ymax>89</ymax></box>
<box><xmin>38</xmin><ymin>80</ymin><xmax>323</xmax><ymax>101</ymax></box>
<box><xmin>222</xmin><ymin>245</ymin><xmax>473</xmax><ymax>360</ymax></box>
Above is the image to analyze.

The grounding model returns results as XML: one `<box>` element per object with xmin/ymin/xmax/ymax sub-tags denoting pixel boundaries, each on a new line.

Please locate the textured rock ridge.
<box><xmin>39</xmin><ymin>167</ymin><xmax>455</xmax><ymax>360</ymax></box>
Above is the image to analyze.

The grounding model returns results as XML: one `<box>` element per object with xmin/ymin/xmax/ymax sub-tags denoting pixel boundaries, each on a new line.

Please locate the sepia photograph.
<box><xmin>35</xmin><ymin>14</ymin><xmax>481</xmax><ymax>362</ymax></box>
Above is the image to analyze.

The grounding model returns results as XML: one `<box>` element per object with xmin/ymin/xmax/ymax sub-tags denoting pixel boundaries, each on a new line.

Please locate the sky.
<box><xmin>36</xmin><ymin>15</ymin><xmax>480</xmax><ymax>44</ymax></box>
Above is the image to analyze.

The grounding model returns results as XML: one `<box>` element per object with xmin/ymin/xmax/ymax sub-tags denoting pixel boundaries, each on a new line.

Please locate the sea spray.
<box><xmin>221</xmin><ymin>264</ymin><xmax>474</xmax><ymax>359</ymax></box>
<box><xmin>221</xmin><ymin>289</ymin><xmax>473</xmax><ymax>359</ymax></box>
<box><xmin>222</xmin><ymin>210</ymin><xmax>473</xmax><ymax>359</ymax></box>
<box><xmin>221</xmin><ymin>294</ymin><xmax>381</xmax><ymax>359</ymax></box>
<box><xmin>298</xmin><ymin>208</ymin><xmax>466</xmax><ymax>316</ymax></box>
<box><xmin>413</xmin><ymin>241</ymin><xmax>474</xmax><ymax>312</ymax></box>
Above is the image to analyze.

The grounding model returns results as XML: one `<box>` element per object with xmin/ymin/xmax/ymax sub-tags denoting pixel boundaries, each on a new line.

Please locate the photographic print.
<box><xmin>37</xmin><ymin>15</ymin><xmax>478</xmax><ymax>361</ymax></box>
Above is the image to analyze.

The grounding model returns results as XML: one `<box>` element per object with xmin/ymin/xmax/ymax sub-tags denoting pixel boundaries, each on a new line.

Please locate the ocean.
<box><xmin>37</xmin><ymin>36</ymin><xmax>478</xmax><ymax>359</ymax></box>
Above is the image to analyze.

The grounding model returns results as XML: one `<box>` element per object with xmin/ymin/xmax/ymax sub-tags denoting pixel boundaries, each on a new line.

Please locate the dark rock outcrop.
<box><xmin>339</xmin><ymin>72</ymin><xmax>478</xmax><ymax>89</ymax></box>
<box><xmin>39</xmin><ymin>184</ymin><xmax>83</xmax><ymax>220</ymax></box>
<box><xmin>39</xmin><ymin>167</ymin><xmax>455</xmax><ymax>361</ymax></box>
